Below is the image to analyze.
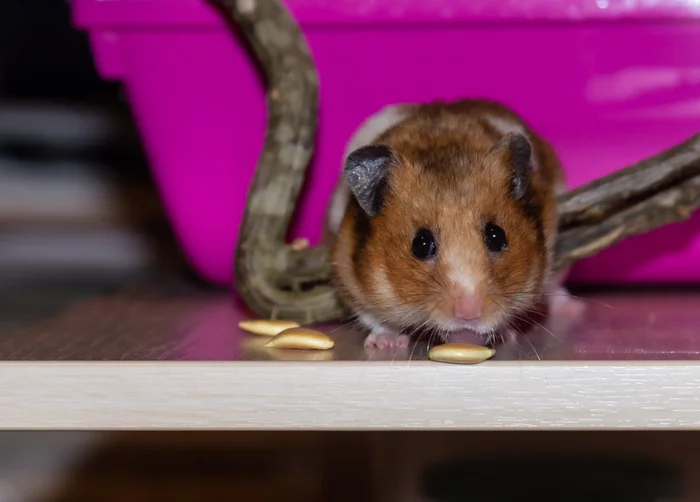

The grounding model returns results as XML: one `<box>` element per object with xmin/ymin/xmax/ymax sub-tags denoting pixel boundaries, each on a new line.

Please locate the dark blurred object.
<box><xmin>0</xmin><ymin>0</ymin><xmax>193</xmax><ymax>332</ymax></box>
<box><xmin>0</xmin><ymin>0</ymin><xmax>190</xmax><ymax>272</ymax></box>
<box><xmin>0</xmin><ymin>431</ymin><xmax>349</xmax><ymax>502</ymax></box>
<box><xmin>0</xmin><ymin>0</ymin><xmax>120</xmax><ymax>103</ymax></box>
<box><xmin>0</xmin><ymin>101</ymin><xmax>159</xmax><ymax>227</ymax></box>
<box><xmin>421</xmin><ymin>455</ymin><xmax>683</xmax><ymax>502</ymax></box>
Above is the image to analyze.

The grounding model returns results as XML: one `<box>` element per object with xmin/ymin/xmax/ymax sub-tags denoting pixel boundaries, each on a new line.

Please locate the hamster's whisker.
<box><xmin>491</xmin><ymin>296</ymin><xmax>534</xmax><ymax>317</ymax></box>
<box><xmin>406</xmin><ymin>316</ymin><xmax>435</xmax><ymax>364</ymax></box>
<box><xmin>328</xmin><ymin>314</ymin><xmax>362</xmax><ymax>335</ymax></box>
<box><xmin>425</xmin><ymin>324</ymin><xmax>448</xmax><ymax>354</ymax></box>
<box><xmin>500</xmin><ymin>291</ymin><xmax>612</xmax><ymax>309</ymax></box>
<box><xmin>485</xmin><ymin>331</ymin><xmax>496</xmax><ymax>346</ymax></box>
<box><xmin>504</xmin><ymin>309</ymin><xmax>564</xmax><ymax>345</ymax></box>
<box><xmin>332</xmin><ymin>316</ymin><xmax>366</xmax><ymax>335</ymax></box>
<box><xmin>522</xmin><ymin>334</ymin><xmax>542</xmax><ymax>361</ymax></box>
<box><xmin>391</xmin><ymin>293</ymin><xmax>438</xmax><ymax>302</ymax></box>
<box><xmin>506</xmin><ymin>301</ymin><xmax>546</xmax><ymax>316</ymax></box>
<box><xmin>522</xmin><ymin>316</ymin><xmax>564</xmax><ymax>344</ymax></box>
<box><xmin>497</xmin><ymin>317</ymin><xmax>541</xmax><ymax>360</ymax></box>
<box><xmin>489</xmin><ymin>276</ymin><xmax>528</xmax><ymax>292</ymax></box>
<box><xmin>491</xmin><ymin>291</ymin><xmax>545</xmax><ymax>313</ymax></box>
<box><xmin>491</xmin><ymin>298</ymin><xmax>554</xmax><ymax>345</ymax></box>
<box><xmin>428</xmin><ymin>273</ymin><xmax>450</xmax><ymax>295</ymax></box>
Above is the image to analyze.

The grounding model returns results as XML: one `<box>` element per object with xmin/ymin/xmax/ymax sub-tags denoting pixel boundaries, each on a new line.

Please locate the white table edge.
<box><xmin>1</xmin><ymin>360</ymin><xmax>699</xmax><ymax>430</ymax></box>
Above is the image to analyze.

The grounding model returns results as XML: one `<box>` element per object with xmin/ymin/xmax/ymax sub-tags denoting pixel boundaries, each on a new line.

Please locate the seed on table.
<box><xmin>269</xmin><ymin>349</ymin><xmax>334</xmax><ymax>361</ymax></box>
<box><xmin>264</xmin><ymin>327</ymin><xmax>335</xmax><ymax>350</ymax></box>
<box><xmin>428</xmin><ymin>343</ymin><xmax>495</xmax><ymax>364</ymax></box>
<box><xmin>238</xmin><ymin>319</ymin><xmax>301</xmax><ymax>337</ymax></box>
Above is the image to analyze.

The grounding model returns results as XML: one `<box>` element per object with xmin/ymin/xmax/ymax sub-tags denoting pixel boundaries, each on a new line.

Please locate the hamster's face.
<box><xmin>342</xmin><ymin>132</ymin><xmax>550</xmax><ymax>336</ymax></box>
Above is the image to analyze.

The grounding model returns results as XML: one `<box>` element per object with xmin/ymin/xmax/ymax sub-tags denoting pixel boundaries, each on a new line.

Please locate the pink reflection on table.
<box><xmin>173</xmin><ymin>290</ymin><xmax>700</xmax><ymax>362</ymax></box>
<box><xmin>176</xmin><ymin>299</ymin><xmax>248</xmax><ymax>360</ymax></box>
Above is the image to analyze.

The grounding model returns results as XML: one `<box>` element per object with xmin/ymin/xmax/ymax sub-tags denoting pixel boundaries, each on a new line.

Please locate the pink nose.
<box><xmin>453</xmin><ymin>295</ymin><xmax>483</xmax><ymax>320</ymax></box>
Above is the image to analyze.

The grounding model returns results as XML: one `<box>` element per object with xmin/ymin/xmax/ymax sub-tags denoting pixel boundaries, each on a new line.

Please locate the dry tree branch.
<box><xmin>557</xmin><ymin>133</ymin><xmax>700</xmax><ymax>229</ymax></box>
<box><xmin>555</xmin><ymin>173</ymin><xmax>700</xmax><ymax>271</ymax></box>
<box><xmin>212</xmin><ymin>0</ymin><xmax>700</xmax><ymax>324</ymax></box>
<box><xmin>554</xmin><ymin>134</ymin><xmax>700</xmax><ymax>271</ymax></box>
<box><xmin>209</xmin><ymin>0</ymin><xmax>343</xmax><ymax>323</ymax></box>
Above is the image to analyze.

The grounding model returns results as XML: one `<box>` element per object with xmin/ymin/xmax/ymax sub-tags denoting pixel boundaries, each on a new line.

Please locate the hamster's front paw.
<box><xmin>548</xmin><ymin>287</ymin><xmax>586</xmax><ymax>320</ymax></box>
<box><xmin>364</xmin><ymin>328</ymin><xmax>410</xmax><ymax>350</ymax></box>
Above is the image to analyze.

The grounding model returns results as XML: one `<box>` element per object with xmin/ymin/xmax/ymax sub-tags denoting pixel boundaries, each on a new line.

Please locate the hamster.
<box><xmin>326</xmin><ymin>99</ymin><xmax>582</xmax><ymax>349</ymax></box>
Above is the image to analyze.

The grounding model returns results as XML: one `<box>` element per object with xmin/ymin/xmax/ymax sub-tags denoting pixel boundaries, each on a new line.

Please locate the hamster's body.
<box><xmin>327</xmin><ymin>99</ymin><xmax>577</xmax><ymax>349</ymax></box>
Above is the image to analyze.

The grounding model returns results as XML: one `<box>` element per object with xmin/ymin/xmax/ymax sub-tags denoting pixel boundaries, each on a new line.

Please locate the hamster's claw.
<box><xmin>364</xmin><ymin>330</ymin><xmax>410</xmax><ymax>350</ymax></box>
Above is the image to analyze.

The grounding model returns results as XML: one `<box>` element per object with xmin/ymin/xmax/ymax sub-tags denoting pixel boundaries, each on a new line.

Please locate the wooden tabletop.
<box><xmin>2</xmin><ymin>280</ymin><xmax>700</xmax><ymax>430</ymax></box>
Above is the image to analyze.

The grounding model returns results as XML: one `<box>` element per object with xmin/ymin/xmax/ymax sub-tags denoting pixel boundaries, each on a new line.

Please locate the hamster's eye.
<box><xmin>484</xmin><ymin>223</ymin><xmax>508</xmax><ymax>253</ymax></box>
<box><xmin>412</xmin><ymin>228</ymin><xmax>437</xmax><ymax>260</ymax></box>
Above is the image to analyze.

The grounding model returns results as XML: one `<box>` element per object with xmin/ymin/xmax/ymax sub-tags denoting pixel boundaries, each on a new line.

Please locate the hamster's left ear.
<box><xmin>489</xmin><ymin>132</ymin><xmax>533</xmax><ymax>201</ymax></box>
<box><xmin>343</xmin><ymin>144</ymin><xmax>395</xmax><ymax>217</ymax></box>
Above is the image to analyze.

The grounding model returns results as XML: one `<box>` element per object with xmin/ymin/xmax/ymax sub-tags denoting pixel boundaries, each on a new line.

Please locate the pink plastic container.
<box><xmin>71</xmin><ymin>0</ymin><xmax>700</xmax><ymax>286</ymax></box>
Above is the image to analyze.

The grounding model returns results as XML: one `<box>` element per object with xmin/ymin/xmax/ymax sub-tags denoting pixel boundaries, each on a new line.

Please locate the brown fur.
<box><xmin>329</xmin><ymin>99</ymin><xmax>565</xmax><ymax>336</ymax></box>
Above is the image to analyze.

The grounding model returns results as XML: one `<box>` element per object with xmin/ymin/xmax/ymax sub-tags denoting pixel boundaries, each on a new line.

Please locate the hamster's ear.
<box><xmin>489</xmin><ymin>132</ymin><xmax>532</xmax><ymax>201</ymax></box>
<box><xmin>343</xmin><ymin>144</ymin><xmax>394</xmax><ymax>217</ymax></box>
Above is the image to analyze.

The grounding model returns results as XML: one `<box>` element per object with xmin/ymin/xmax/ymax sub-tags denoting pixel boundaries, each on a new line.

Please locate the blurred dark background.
<box><xmin>0</xmin><ymin>0</ymin><xmax>113</xmax><ymax>101</ymax></box>
<box><xmin>0</xmin><ymin>0</ymin><xmax>191</xmax><ymax>334</ymax></box>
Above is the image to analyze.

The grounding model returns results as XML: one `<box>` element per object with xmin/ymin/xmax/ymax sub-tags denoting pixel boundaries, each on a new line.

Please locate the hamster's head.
<box><xmin>343</xmin><ymin>131</ymin><xmax>550</xmax><ymax>336</ymax></box>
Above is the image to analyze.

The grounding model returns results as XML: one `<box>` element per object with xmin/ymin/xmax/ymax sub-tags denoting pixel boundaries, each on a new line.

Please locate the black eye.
<box><xmin>484</xmin><ymin>223</ymin><xmax>508</xmax><ymax>253</ymax></box>
<box><xmin>412</xmin><ymin>228</ymin><xmax>437</xmax><ymax>260</ymax></box>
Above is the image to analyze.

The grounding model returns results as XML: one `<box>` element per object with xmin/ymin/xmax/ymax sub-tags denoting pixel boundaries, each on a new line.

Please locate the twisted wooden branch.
<box><xmin>554</xmin><ymin>134</ymin><xmax>700</xmax><ymax>270</ymax></box>
<box><xmin>210</xmin><ymin>0</ymin><xmax>342</xmax><ymax>323</ymax></box>
<box><xmin>211</xmin><ymin>0</ymin><xmax>700</xmax><ymax>324</ymax></box>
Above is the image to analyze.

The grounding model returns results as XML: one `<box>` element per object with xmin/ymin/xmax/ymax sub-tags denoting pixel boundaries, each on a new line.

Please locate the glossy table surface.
<box><xmin>2</xmin><ymin>281</ymin><xmax>700</xmax><ymax>430</ymax></box>
<box><xmin>3</xmin><ymin>282</ymin><xmax>700</xmax><ymax>362</ymax></box>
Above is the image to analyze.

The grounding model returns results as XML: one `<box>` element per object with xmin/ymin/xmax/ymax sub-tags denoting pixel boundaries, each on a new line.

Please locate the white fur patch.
<box><xmin>448</xmin><ymin>271</ymin><xmax>478</xmax><ymax>294</ymax></box>
<box><xmin>444</xmin><ymin>248</ymin><xmax>478</xmax><ymax>294</ymax></box>
<box><xmin>374</xmin><ymin>266</ymin><xmax>396</xmax><ymax>303</ymax></box>
<box><xmin>483</xmin><ymin>114</ymin><xmax>539</xmax><ymax>171</ymax></box>
<box><xmin>357</xmin><ymin>311</ymin><xmax>383</xmax><ymax>332</ymax></box>
<box><xmin>327</xmin><ymin>104</ymin><xmax>411</xmax><ymax>235</ymax></box>
<box><xmin>554</xmin><ymin>178</ymin><xmax>568</xmax><ymax>196</ymax></box>
<box><xmin>344</xmin><ymin>104</ymin><xmax>410</xmax><ymax>158</ymax></box>
<box><xmin>326</xmin><ymin>182</ymin><xmax>350</xmax><ymax>235</ymax></box>
<box><xmin>483</xmin><ymin>114</ymin><xmax>527</xmax><ymax>137</ymax></box>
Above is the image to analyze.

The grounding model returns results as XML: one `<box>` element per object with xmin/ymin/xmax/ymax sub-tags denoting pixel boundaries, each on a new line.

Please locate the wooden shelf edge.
<box><xmin>0</xmin><ymin>361</ymin><xmax>699</xmax><ymax>430</ymax></box>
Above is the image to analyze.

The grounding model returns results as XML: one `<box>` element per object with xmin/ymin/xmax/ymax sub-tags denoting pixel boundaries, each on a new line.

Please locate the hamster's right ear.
<box><xmin>489</xmin><ymin>132</ymin><xmax>533</xmax><ymax>201</ymax></box>
<box><xmin>343</xmin><ymin>145</ymin><xmax>394</xmax><ymax>217</ymax></box>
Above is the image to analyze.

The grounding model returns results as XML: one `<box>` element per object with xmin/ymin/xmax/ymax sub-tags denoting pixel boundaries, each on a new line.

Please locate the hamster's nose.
<box><xmin>453</xmin><ymin>295</ymin><xmax>483</xmax><ymax>321</ymax></box>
